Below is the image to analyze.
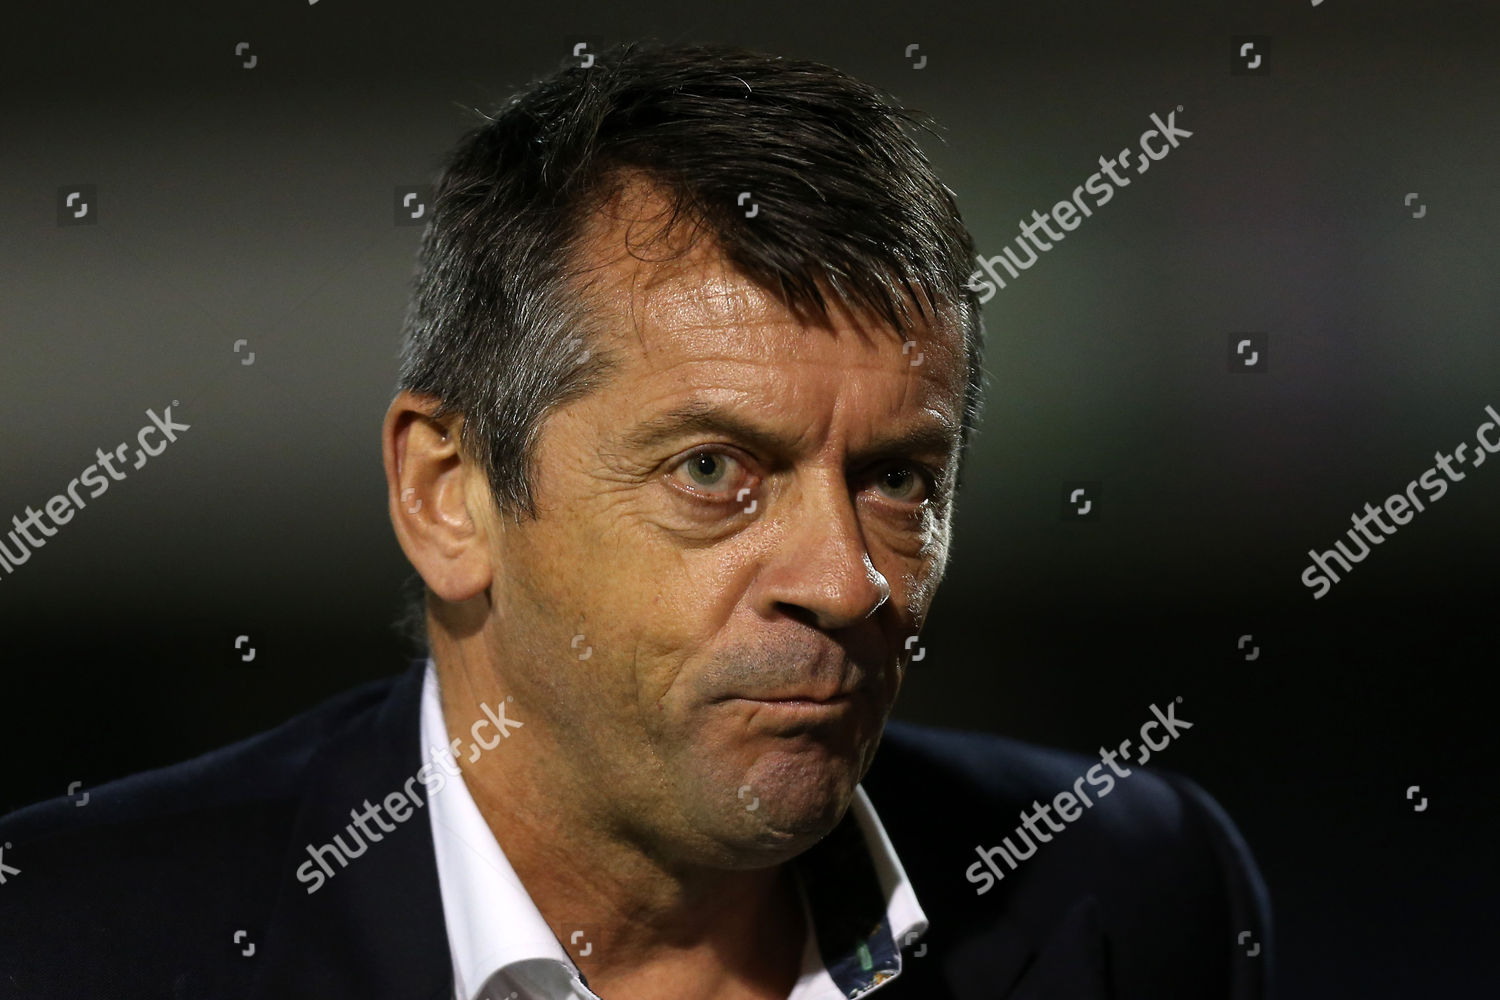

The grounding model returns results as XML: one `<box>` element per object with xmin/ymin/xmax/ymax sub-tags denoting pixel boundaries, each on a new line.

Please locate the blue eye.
<box><xmin>684</xmin><ymin>452</ymin><xmax>731</xmax><ymax>487</ymax></box>
<box><xmin>672</xmin><ymin>450</ymin><xmax>748</xmax><ymax>498</ymax></box>
<box><xmin>874</xmin><ymin>464</ymin><xmax>935</xmax><ymax>504</ymax></box>
<box><xmin>879</xmin><ymin>467</ymin><xmax>921</xmax><ymax>500</ymax></box>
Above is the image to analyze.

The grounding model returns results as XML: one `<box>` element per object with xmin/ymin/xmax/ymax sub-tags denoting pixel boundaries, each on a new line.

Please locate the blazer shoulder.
<box><xmin>866</xmin><ymin>719</ymin><xmax>1272</xmax><ymax>997</ymax></box>
<box><xmin>870</xmin><ymin>717</ymin><xmax>1229</xmax><ymax>847</ymax></box>
<box><xmin>0</xmin><ymin>669</ymin><xmax>417</xmax><ymax>997</ymax></box>
<box><xmin>0</xmin><ymin>671</ymin><xmax>398</xmax><ymax>844</ymax></box>
<box><xmin>0</xmin><ymin>668</ymin><xmax>411</xmax><ymax>937</ymax></box>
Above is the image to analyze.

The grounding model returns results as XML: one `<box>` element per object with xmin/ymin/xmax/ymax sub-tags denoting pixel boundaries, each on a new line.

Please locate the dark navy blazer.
<box><xmin>0</xmin><ymin>662</ymin><xmax>1271</xmax><ymax>999</ymax></box>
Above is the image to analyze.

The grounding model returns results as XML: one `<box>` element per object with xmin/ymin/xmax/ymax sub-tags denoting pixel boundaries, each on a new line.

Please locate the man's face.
<box><xmin>478</xmin><ymin>199</ymin><xmax>966</xmax><ymax>869</ymax></box>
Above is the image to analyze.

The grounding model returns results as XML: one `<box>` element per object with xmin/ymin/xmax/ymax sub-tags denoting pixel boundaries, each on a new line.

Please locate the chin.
<box><xmin>721</xmin><ymin>751</ymin><xmax>858</xmax><ymax>860</ymax></box>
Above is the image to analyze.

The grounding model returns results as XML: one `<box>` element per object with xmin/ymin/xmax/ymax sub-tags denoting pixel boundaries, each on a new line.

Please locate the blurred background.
<box><xmin>2</xmin><ymin>1</ymin><xmax>1496</xmax><ymax>994</ymax></box>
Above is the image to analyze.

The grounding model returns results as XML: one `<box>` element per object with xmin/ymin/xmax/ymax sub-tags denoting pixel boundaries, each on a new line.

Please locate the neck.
<box><xmin>431</xmin><ymin>641</ymin><xmax>808</xmax><ymax>1000</ymax></box>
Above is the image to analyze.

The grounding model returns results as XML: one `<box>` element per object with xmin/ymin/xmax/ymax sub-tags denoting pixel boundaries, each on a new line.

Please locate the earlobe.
<box><xmin>382</xmin><ymin>392</ymin><xmax>493</xmax><ymax>603</ymax></box>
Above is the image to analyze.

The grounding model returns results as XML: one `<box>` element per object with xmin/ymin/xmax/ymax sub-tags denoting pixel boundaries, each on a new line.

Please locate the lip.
<box><xmin>728</xmin><ymin>693</ymin><xmax>856</xmax><ymax>713</ymax></box>
<box><xmin>744</xmin><ymin>694</ymin><xmax>851</xmax><ymax>704</ymax></box>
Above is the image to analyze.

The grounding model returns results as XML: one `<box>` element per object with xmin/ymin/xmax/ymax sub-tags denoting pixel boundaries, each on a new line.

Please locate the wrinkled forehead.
<box><xmin>568</xmin><ymin>177</ymin><xmax>967</xmax><ymax>386</ymax></box>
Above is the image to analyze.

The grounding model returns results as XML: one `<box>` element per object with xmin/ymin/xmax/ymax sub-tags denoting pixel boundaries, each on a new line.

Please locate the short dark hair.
<box><xmin>393</xmin><ymin>40</ymin><xmax>987</xmax><ymax>654</ymax></box>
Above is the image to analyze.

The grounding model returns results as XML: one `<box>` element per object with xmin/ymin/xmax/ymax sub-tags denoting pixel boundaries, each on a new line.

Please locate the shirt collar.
<box><xmin>419</xmin><ymin>659</ymin><xmax>927</xmax><ymax>1000</ymax></box>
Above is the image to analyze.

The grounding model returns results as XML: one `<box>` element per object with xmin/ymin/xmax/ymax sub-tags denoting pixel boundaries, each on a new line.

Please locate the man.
<box><xmin>0</xmin><ymin>42</ymin><xmax>1270</xmax><ymax>999</ymax></box>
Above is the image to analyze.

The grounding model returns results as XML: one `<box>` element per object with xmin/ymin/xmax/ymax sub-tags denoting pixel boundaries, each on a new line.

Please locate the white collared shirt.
<box><xmin>418</xmin><ymin>660</ymin><xmax>927</xmax><ymax>1000</ymax></box>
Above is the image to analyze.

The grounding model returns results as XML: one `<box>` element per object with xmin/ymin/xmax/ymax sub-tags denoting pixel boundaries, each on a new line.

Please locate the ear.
<box><xmin>382</xmin><ymin>390</ymin><xmax>493</xmax><ymax>603</ymax></box>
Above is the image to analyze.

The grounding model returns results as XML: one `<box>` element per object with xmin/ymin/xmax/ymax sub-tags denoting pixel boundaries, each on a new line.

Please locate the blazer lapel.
<box><xmin>1004</xmin><ymin>895</ymin><xmax>1112</xmax><ymax>999</ymax></box>
<box><xmin>939</xmin><ymin>894</ymin><xmax>1112</xmax><ymax>1000</ymax></box>
<box><xmin>249</xmin><ymin>662</ymin><xmax>453</xmax><ymax>1000</ymax></box>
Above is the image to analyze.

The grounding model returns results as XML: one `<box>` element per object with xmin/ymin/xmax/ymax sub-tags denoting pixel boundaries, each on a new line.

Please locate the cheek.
<box><xmin>900</xmin><ymin>559</ymin><xmax>942</xmax><ymax>623</ymax></box>
<box><xmin>901</xmin><ymin>515</ymin><xmax>951</xmax><ymax>610</ymax></box>
<box><xmin>523</xmin><ymin>483</ymin><xmax>746</xmax><ymax>704</ymax></box>
<box><xmin>559</xmin><ymin>545</ymin><xmax>732</xmax><ymax>718</ymax></box>
<box><xmin>634</xmin><ymin>554</ymin><xmax>750</xmax><ymax>709</ymax></box>
<box><xmin>628</xmin><ymin>528</ymin><xmax>749</xmax><ymax>620</ymax></box>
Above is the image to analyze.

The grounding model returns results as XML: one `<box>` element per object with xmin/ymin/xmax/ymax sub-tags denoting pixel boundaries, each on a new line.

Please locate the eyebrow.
<box><xmin>614</xmin><ymin>399</ymin><xmax>961</xmax><ymax>466</ymax></box>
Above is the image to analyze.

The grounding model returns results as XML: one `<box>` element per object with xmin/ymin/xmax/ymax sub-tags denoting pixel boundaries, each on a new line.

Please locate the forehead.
<box><xmin>571</xmin><ymin>181</ymin><xmax>967</xmax><ymax>419</ymax></box>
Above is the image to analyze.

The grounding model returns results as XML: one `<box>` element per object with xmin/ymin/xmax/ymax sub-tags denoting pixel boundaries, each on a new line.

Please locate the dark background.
<box><xmin>2</xmin><ymin>1</ymin><xmax>1496</xmax><ymax>994</ymax></box>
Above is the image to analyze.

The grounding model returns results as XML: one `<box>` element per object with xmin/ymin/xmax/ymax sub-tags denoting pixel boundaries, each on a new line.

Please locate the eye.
<box><xmin>872</xmin><ymin>463</ymin><xmax>932</xmax><ymax>504</ymax></box>
<box><xmin>670</xmin><ymin>450</ymin><xmax>748</xmax><ymax>497</ymax></box>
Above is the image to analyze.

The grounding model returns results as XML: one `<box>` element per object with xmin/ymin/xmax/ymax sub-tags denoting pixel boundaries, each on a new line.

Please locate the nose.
<box><xmin>753</xmin><ymin>474</ymin><xmax>891</xmax><ymax>630</ymax></box>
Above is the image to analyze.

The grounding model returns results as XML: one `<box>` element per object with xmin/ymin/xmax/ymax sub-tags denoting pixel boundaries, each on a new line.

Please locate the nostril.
<box><xmin>773</xmin><ymin>604</ymin><xmax>823</xmax><ymax>630</ymax></box>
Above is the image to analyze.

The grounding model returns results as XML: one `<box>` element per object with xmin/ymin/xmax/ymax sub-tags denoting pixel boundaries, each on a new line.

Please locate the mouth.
<box><xmin>707</xmin><ymin>647</ymin><xmax>871</xmax><ymax>724</ymax></box>
<box><xmin>726</xmin><ymin>692</ymin><xmax>858</xmax><ymax>725</ymax></box>
<box><xmin>739</xmin><ymin>692</ymin><xmax>853</xmax><ymax>706</ymax></box>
